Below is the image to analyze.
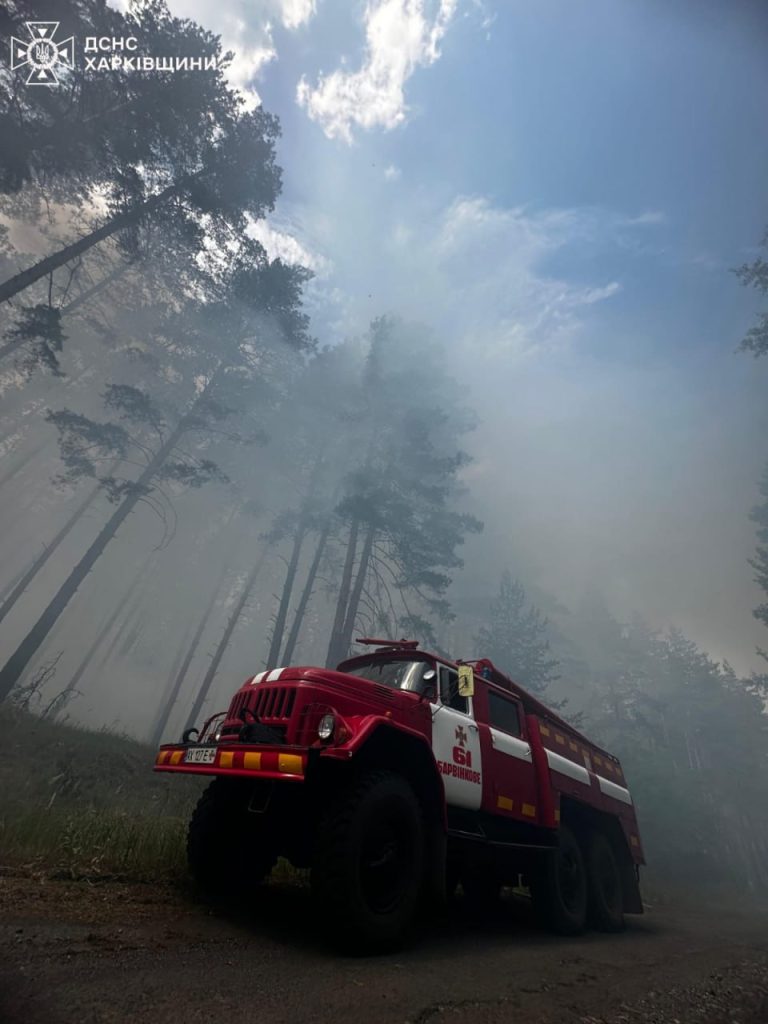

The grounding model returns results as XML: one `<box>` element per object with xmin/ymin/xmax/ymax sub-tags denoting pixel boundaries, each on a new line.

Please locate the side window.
<box><xmin>439</xmin><ymin>666</ymin><xmax>468</xmax><ymax>714</ymax></box>
<box><xmin>488</xmin><ymin>691</ymin><xmax>522</xmax><ymax>737</ymax></box>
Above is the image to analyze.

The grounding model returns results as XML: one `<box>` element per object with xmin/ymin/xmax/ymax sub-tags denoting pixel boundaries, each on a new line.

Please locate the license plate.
<box><xmin>185</xmin><ymin>746</ymin><xmax>217</xmax><ymax>764</ymax></box>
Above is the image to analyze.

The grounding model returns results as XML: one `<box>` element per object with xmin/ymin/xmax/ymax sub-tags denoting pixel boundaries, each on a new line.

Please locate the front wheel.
<box><xmin>187</xmin><ymin>779</ymin><xmax>277</xmax><ymax>900</ymax></box>
<box><xmin>532</xmin><ymin>824</ymin><xmax>588</xmax><ymax>934</ymax></box>
<box><xmin>311</xmin><ymin>771</ymin><xmax>425</xmax><ymax>951</ymax></box>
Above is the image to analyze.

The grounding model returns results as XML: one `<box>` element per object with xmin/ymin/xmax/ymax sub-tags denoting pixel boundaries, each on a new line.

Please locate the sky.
<box><xmin>122</xmin><ymin>0</ymin><xmax>768</xmax><ymax>673</ymax></box>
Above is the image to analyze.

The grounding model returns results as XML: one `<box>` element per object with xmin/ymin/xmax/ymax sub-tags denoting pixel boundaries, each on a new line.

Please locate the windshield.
<box><xmin>345</xmin><ymin>658</ymin><xmax>435</xmax><ymax>694</ymax></box>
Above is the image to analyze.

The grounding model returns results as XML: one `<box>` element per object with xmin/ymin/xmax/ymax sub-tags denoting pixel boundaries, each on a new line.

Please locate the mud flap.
<box><xmin>621</xmin><ymin>860</ymin><xmax>644</xmax><ymax>914</ymax></box>
<box><xmin>426</xmin><ymin>826</ymin><xmax>448</xmax><ymax>906</ymax></box>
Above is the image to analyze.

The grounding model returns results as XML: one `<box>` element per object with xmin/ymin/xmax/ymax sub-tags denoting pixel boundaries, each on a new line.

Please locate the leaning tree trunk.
<box><xmin>282</xmin><ymin>518</ymin><xmax>332</xmax><ymax>665</ymax></box>
<box><xmin>325</xmin><ymin>517</ymin><xmax>360</xmax><ymax>668</ymax></box>
<box><xmin>51</xmin><ymin>563</ymin><xmax>151</xmax><ymax>719</ymax></box>
<box><xmin>0</xmin><ymin>182</ymin><xmax>180</xmax><ymax>306</ymax></box>
<box><xmin>147</xmin><ymin>623</ymin><xmax>192</xmax><ymax>746</ymax></box>
<box><xmin>0</xmin><ymin>564</ymin><xmax>32</xmax><ymax>605</ymax></box>
<box><xmin>0</xmin><ymin>471</ymin><xmax>113</xmax><ymax>629</ymax></box>
<box><xmin>60</xmin><ymin>261</ymin><xmax>131</xmax><ymax>317</ymax></box>
<box><xmin>95</xmin><ymin>551</ymin><xmax>159</xmax><ymax>670</ymax></box>
<box><xmin>337</xmin><ymin>522</ymin><xmax>376</xmax><ymax>661</ymax></box>
<box><xmin>266</xmin><ymin>519</ymin><xmax>308</xmax><ymax>667</ymax></box>
<box><xmin>150</xmin><ymin>560</ymin><xmax>232</xmax><ymax>748</ymax></box>
<box><xmin>0</xmin><ymin>389</ymin><xmax>203</xmax><ymax>701</ymax></box>
<box><xmin>115</xmin><ymin>600</ymin><xmax>151</xmax><ymax>660</ymax></box>
<box><xmin>99</xmin><ymin>579</ymin><xmax>151</xmax><ymax>667</ymax></box>
<box><xmin>184</xmin><ymin>548</ymin><xmax>270</xmax><ymax>731</ymax></box>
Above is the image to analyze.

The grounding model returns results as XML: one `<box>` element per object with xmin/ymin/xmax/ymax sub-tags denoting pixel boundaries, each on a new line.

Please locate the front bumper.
<box><xmin>154</xmin><ymin>742</ymin><xmax>307</xmax><ymax>780</ymax></box>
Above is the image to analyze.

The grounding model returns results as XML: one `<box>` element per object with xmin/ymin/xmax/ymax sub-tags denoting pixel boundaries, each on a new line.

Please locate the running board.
<box><xmin>448</xmin><ymin>828</ymin><xmax>555</xmax><ymax>851</ymax></box>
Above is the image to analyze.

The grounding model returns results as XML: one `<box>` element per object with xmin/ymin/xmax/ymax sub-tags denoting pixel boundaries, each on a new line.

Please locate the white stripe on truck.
<box><xmin>597</xmin><ymin>775</ymin><xmax>633</xmax><ymax>805</ymax></box>
<box><xmin>490</xmin><ymin>728</ymin><xmax>532</xmax><ymax>762</ymax></box>
<box><xmin>546</xmin><ymin>749</ymin><xmax>591</xmax><ymax>785</ymax></box>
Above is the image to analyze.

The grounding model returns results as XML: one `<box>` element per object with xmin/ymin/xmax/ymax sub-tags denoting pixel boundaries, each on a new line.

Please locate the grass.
<box><xmin>0</xmin><ymin>705</ymin><xmax>204</xmax><ymax>881</ymax></box>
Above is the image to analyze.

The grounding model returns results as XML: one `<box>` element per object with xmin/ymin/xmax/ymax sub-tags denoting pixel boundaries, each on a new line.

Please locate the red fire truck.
<box><xmin>155</xmin><ymin>639</ymin><xmax>644</xmax><ymax>948</ymax></box>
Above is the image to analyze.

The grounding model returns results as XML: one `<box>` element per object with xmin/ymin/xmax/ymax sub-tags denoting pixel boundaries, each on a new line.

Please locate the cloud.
<box><xmin>622</xmin><ymin>210</ymin><xmax>667</xmax><ymax>227</ymax></box>
<box><xmin>297</xmin><ymin>0</ymin><xmax>458</xmax><ymax>142</ymax></box>
<box><xmin>292</xmin><ymin>192</ymin><xmax>624</xmax><ymax>363</ymax></box>
<box><xmin>247</xmin><ymin>217</ymin><xmax>332</xmax><ymax>275</ymax></box>
<box><xmin>383</xmin><ymin>164</ymin><xmax>401</xmax><ymax>181</ymax></box>
<box><xmin>280</xmin><ymin>0</ymin><xmax>317</xmax><ymax>30</ymax></box>
<box><xmin>412</xmin><ymin>197</ymin><xmax>622</xmax><ymax>358</ymax></box>
<box><xmin>110</xmin><ymin>0</ymin><xmax>316</xmax><ymax>107</ymax></box>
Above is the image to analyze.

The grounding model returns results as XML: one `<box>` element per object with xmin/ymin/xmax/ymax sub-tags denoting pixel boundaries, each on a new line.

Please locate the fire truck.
<box><xmin>155</xmin><ymin>639</ymin><xmax>644</xmax><ymax>949</ymax></box>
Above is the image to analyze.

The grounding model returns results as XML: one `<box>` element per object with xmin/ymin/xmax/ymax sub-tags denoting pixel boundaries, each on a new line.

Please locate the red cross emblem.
<box><xmin>455</xmin><ymin>724</ymin><xmax>467</xmax><ymax>748</ymax></box>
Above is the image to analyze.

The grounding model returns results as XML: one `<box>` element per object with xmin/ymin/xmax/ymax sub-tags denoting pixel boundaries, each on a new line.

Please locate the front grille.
<box><xmin>228</xmin><ymin>685</ymin><xmax>296</xmax><ymax>724</ymax></box>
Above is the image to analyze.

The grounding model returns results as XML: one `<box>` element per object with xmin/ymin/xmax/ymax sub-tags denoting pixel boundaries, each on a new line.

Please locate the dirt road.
<box><xmin>1</xmin><ymin>874</ymin><xmax>767</xmax><ymax>1024</ymax></box>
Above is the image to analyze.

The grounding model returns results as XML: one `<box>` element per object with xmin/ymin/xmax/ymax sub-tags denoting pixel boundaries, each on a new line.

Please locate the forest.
<box><xmin>0</xmin><ymin>0</ymin><xmax>767</xmax><ymax>901</ymax></box>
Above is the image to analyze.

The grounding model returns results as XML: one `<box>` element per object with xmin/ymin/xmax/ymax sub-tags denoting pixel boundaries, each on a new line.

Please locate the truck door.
<box><xmin>430</xmin><ymin>665</ymin><xmax>483</xmax><ymax>810</ymax></box>
<box><xmin>483</xmin><ymin>689</ymin><xmax>539</xmax><ymax>823</ymax></box>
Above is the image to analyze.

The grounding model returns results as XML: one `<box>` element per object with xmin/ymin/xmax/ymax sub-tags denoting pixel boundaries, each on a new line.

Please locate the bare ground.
<box><xmin>1</xmin><ymin>874</ymin><xmax>767</xmax><ymax>1024</ymax></box>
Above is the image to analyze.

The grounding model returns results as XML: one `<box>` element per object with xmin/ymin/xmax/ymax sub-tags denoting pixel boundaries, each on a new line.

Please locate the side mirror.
<box><xmin>416</xmin><ymin>668</ymin><xmax>437</xmax><ymax>701</ymax></box>
<box><xmin>457</xmin><ymin>665</ymin><xmax>475</xmax><ymax>698</ymax></box>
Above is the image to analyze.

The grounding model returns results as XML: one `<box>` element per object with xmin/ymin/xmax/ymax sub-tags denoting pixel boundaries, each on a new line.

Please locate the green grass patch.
<box><xmin>1</xmin><ymin>807</ymin><xmax>190</xmax><ymax>880</ymax></box>
<box><xmin>0</xmin><ymin>705</ymin><xmax>204</xmax><ymax>881</ymax></box>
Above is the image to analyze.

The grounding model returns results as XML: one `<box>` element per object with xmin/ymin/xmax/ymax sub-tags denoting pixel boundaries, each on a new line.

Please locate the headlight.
<box><xmin>317</xmin><ymin>713</ymin><xmax>336</xmax><ymax>741</ymax></box>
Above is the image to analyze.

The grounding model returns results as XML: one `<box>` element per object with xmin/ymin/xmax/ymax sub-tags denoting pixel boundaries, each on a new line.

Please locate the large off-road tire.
<box><xmin>586</xmin><ymin>831</ymin><xmax>625</xmax><ymax>932</ymax></box>
<box><xmin>187</xmin><ymin>779</ymin><xmax>277</xmax><ymax>900</ymax></box>
<box><xmin>532</xmin><ymin>824</ymin><xmax>588</xmax><ymax>935</ymax></box>
<box><xmin>311</xmin><ymin>771</ymin><xmax>425</xmax><ymax>951</ymax></box>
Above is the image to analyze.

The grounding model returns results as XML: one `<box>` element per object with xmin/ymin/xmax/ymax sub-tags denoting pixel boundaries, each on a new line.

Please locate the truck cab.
<box><xmin>155</xmin><ymin>639</ymin><xmax>644</xmax><ymax>949</ymax></box>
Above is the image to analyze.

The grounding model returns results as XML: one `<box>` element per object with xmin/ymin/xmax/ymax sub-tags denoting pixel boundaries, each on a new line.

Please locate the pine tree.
<box><xmin>736</xmin><ymin>235</ymin><xmax>768</xmax><ymax>675</ymax></box>
<box><xmin>734</xmin><ymin>229</ymin><xmax>768</xmax><ymax>358</ymax></box>
<box><xmin>0</xmin><ymin>256</ymin><xmax>311</xmax><ymax>701</ymax></box>
<box><xmin>474</xmin><ymin>571</ymin><xmax>560</xmax><ymax>698</ymax></box>
<box><xmin>324</xmin><ymin>317</ymin><xmax>481</xmax><ymax>667</ymax></box>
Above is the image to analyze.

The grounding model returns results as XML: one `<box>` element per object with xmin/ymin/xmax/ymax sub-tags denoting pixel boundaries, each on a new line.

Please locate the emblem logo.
<box><xmin>10</xmin><ymin>22</ymin><xmax>74</xmax><ymax>86</ymax></box>
<box><xmin>454</xmin><ymin>724</ymin><xmax>467</xmax><ymax>748</ymax></box>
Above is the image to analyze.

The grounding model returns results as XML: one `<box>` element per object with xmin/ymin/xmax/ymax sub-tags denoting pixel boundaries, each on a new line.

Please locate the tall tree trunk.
<box><xmin>52</xmin><ymin>563</ymin><xmax>151</xmax><ymax>719</ymax></box>
<box><xmin>147</xmin><ymin>622</ymin><xmax>192</xmax><ymax>746</ymax></box>
<box><xmin>0</xmin><ymin>473</ymin><xmax>110</xmax><ymax>628</ymax></box>
<box><xmin>61</xmin><ymin>261</ymin><xmax>130</xmax><ymax>317</ymax></box>
<box><xmin>95</xmin><ymin>569</ymin><xmax>153</xmax><ymax>669</ymax></box>
<box><xmin>115</xmin><ymin>603</ymin><xmax>150</xmax><ymax>660</ymax></box>
<box><xmin>266</xmin><ymin>520</ymin><xmax>308</xmax><ymax>667</ymax></box>
<box><xmin>325</xmin><ymin>517</ymin><xmax>360</xmax><ymax>668</ymax></box>
<box><xmin>282</xmin><ymin>518</ymin><xmax>332</xmax><ymax>665</ymax></box>
<box><xmin>0</xmin><ymin>563</ymin><xmax>32</xmax><ymax>605</ymax></box>
<box><xmin>0</xmin><ymin>385</ymin><xmax>206</xmax><ymax>701</ymax></box>
<box><xmin>266</xmin><ymin>462</ymin><xmax>325</xmax><ymax>666</ymax></box>
<box><xmin>0</xmin><ymin>182</ymin><xmax>179</xmax><ymax>306</ymax></box>
<box><xmin>338</xmin><ymin>523</ymin><xmax>376</xmax><ymax>660</ymax></box>
<box><xmin>150</xmin><ymin>560</ymin><xmax>232</xmax><ymax>749</ymax></box>
<box><xmin>185</xmin><ymin>548</ymin><xmax>270</xmax><ymax>731</ymax></box>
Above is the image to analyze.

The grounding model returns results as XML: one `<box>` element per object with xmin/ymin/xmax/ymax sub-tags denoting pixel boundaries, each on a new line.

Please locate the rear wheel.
<box><xmin>187</xmin><ymin>779</ymin><xmax>277</xmax><ymax>900</ymax></box>
<box><xmin>586</xmin><ymin>831</ymin><xmax>625</xmax><ymax>932</ymax></box>
<box><xmin>532</xmin><ymin>824</ymin><xmax>587</xmax><ymax>934</ymax></box>
<box><xmin>311</xmin><ymin>771</ymin><xmax>425</xmax><ymax>951</ymax></box>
